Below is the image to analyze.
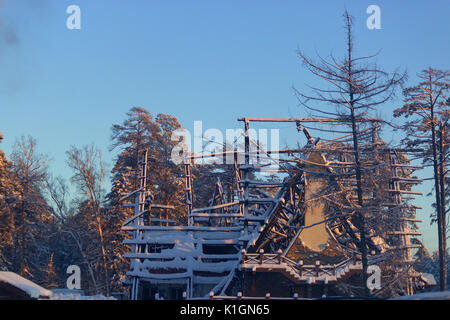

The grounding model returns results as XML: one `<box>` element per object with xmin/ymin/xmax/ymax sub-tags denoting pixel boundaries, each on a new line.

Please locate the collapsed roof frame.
<box><xmin>121</xmin><ymin>117</ymin><xmax>424</xmax><ymax>299</ymax></box>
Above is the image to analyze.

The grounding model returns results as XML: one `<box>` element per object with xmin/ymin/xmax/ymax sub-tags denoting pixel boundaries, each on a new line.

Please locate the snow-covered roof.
<box><xmin>420</xmin><ymin>273</ymin><xmax>437</xmax><ymax>286</ymax></box>
<box><xmin>0</xmin><ymin>271</ymin><xmax>52</xmax><ymax>299</ymax></box>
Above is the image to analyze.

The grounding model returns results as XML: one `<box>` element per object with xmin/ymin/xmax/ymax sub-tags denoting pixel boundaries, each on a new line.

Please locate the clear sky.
<box><xmin>0</xmin><ymin>0</ymin><xmax>449</xmax><ymax>252</ymax></box>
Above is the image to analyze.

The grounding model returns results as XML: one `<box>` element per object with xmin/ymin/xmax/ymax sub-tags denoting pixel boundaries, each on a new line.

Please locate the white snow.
<box><xmin>0</xmin><ymin>272</ymin><xmax>116</xmax><ymax>300</ymax></box>
<box><xmin>0</xmin><ymin>271</ymin><xmax>52</xmax><ymax>299</ymax></box>
<box><xmin>50</xmin><ymin>288</ymin><xmax>116</xmax><ymax>300</ymax></box>
<box><xmin>50</xmin><ymin>292</ymin><xmax>116</xmax><ymax>300</ymax></box>
<box><xmin>392</xmin><ymin>291</ymin><xmax>450</xmax><ymax>300</ymax></box>
<box><xmin>420</xmin><ymin>273</ymin><xmax>437</xmax><ymax>286</ymax></box>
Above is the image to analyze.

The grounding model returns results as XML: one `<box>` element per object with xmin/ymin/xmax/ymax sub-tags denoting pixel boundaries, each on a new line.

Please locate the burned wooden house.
<box><xmin>121</xmin><ymin>117</ymin><xmax>429</xmax><ymax>299</ymax></box>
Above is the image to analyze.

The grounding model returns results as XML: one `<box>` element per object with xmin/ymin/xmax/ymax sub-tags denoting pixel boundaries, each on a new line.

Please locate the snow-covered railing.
<box><xmin>241</xmin><ymin>250</ymin><xmax>359</xmax><ymax>282</ymax></box>
<box><xmin>189</xmin><ymin>291</ymin><xmax>314</xmax><ymax>300</ymax></box>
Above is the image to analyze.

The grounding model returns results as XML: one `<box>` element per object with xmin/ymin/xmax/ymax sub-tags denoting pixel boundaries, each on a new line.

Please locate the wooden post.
<box><xmin>243</xmin><ymin>119</ymin><xmax>250</xmax><ymax>235</ymax></box>
<box><xmin>165</xmin><ymin>208</ymin><xmax>169</xmax><ymax>227</ymax></box>
<box><xmin>353</xmin><ymin>253</ymin><xmax>358</xmax><ymax>265</ymax></box>
<box><xmin>259</xmin><ymin>249</ymin><xmax>264</xmax><ymax>264</ymax></box>
<box><xmin>298</xmin><ymin>260</ymin><xmax>303</xmax><ymax>277</ymax></box>
<box><xmin>241</xmin><ymin>249</ymin><xmax>246</xmax><ymax>264</ymax></box>
<box><xmin>277</xmin><ymin>249</ymin><xmax>282</xmax><ymax>264</ymax></box>
<box><xmin>333</xmin><ymin>264</ymin><xmax>336</xmax><ymax>276</ymax></box>
<box><xmin>315</xmin><ymin>260</ymin><xmax>320</xmax><ymax>277</ymax></box>
<box><xmin>184</xmin><ymin>163</ymin><xmax>193</xmax><ymax>226</ymax></box>
<box><xmin>251</xmin><ymin>273</ymin><xmax>256</xmax><ymax>297</ymax></box>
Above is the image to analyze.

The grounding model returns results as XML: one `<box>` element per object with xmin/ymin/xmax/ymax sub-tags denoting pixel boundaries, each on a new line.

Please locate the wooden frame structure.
<box><xmin>121</xmin><ymin>116</ymin><xmax>425</xmax><ymax>299</ymax></box>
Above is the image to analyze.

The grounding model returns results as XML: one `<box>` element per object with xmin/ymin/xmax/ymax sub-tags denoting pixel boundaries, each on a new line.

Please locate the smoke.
<box><xmin>0</xmin><ymin>0</ymin><xmax>55</xmax><ymax>94</ymax></box>
<box><xmin>0</xmin><ymin>0</ymin><xmax>56</xmax><ymax>51</ymax></box>
<box><xmin>0</xmin><ymin>0</ymin><xmax>20</xmax><ymax>95</ymax></box>
<box><xmin>0</xmin><ymin>0</ymin><xmax>19</xmax><ymax>52</ymax></box>
<box><xmin>0</xmin><ymin>20</ymin><xmax>19</xmax><ymax>47</ymax></box>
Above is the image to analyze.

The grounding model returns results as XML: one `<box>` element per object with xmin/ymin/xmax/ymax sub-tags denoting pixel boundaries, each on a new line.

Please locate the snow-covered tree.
<box><xmin>0</xmin><ymin>131</ymin><xmax>17</xmax><ymax>270</ymax></box>
<box><xmin>394</xmin><ymin>67</ymin><xmax>450</xmax><ymax>290</ymax></box>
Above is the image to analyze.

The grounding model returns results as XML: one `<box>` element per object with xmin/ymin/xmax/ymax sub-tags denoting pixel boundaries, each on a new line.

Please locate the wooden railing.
<box><xmin>187</xmin><ymin>291</ymin><xmax>314</xmax><ymax>300</ymax></box>
<box><xmin>241</xmin><ymin>249</ymin><xmax>359</xmax><ymax>280</ymax></box>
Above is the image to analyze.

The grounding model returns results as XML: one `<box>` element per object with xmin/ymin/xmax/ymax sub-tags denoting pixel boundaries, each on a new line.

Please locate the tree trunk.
<box><xmin>431</xmin><ymin>104</ymin><xmax>446</xmax><ymax>291</ymax></box>
<box><xmin>70</xmin><ymin>230</ymin><xmax>99</xmax><ymax>294</ymax></box>
<box><xmin>438</xmin><ymin>124</ymin><xmax>447</xmax><ymax>290</ymax></box>
<box><xmin>20</xmin><ymin>183</ymin><xmax>28</xmax><ymax>276</ymax></box>
<box><xmin>96</xmin><ymin>213</ymin><xmax>110</xmax><ymax>296</ymax></box>
<box><xmin>350</xmin><ymin>106</ymin><xmax>369</xmax><ymax>296</ymax></box>
<box><xmin>346</xmin><ymin>23</ymin><xmax>369</xmax><ymax>295</ymax></box>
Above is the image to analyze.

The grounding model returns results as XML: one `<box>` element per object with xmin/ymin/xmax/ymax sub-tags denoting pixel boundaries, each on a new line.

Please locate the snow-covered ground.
<box><xmin>392</xmin><ymin>291</ymin><xmax>450</xmax><ymax>300</ymax></box>
<box><xmin>50</xmin><ymin>292</ymin><xmax>116</xmax><ymax>300</ymax></box>
<box><xmin>50</xmin><ymin>288</ymin><xmax>116</xmax><ymax>300</ymax></box>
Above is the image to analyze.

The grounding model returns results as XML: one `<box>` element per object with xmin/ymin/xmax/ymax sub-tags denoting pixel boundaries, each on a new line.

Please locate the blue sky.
<box><xmin>0</xmin><ymin>0</ymin><xmax>449</xmax><ymax>252</ymax></box>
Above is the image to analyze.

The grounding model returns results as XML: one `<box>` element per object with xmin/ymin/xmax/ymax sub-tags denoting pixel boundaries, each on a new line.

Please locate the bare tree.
<box><xmin>66</xmin><ymin>144</ymin><xmax>110</xmax><ymax>295</ymax></box>
<box><xmin>294</xmin><ymin>11</ymin><xmax>405</xmax><ymax>296</ymax></box>
<box><xmin>45</xmin><ymin>175</ymin><xmax>70</xmax><ymax>221</ymax></box>
<box><xmin>45</xmin><ymin>174</ymin><xmax>101</xmax><ymax>293</ymax></box>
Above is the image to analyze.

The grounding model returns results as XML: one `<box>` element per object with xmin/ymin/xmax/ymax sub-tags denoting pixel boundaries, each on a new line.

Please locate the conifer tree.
<box><xmin>394</xmin><ymin>67</ymin><xmax>450</xmax><ymax>290</ymax></box>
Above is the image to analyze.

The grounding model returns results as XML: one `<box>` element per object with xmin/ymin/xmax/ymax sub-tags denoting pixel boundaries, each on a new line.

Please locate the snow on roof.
<box><xmin>420</xmin><ymin>273</ymin><xmax>437</xmax><ymax>286</ymax></box>
<box><xmin>0</xmin><ymin>271</ymin><xmax>52</xmax><ymax>299</ymax></box>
